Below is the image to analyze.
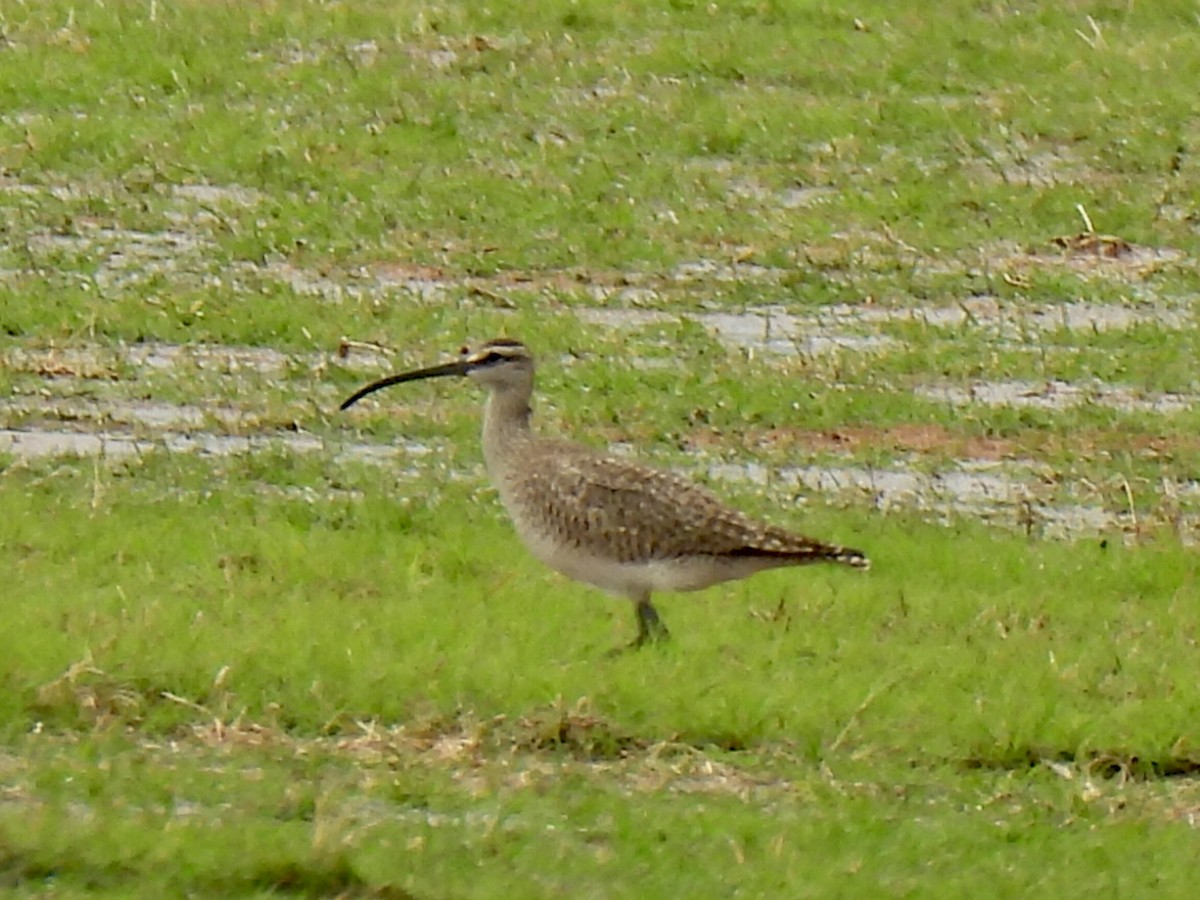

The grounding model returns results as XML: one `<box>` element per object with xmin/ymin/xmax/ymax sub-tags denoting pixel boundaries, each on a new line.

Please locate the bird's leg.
<box><xmin>605</xmin><ymin>594</ymin><xmax>670</xmax><ymax>656</ymax></box>
<box><xmin>633</xmin><ymin>596</ymin><xmax>670</xmax><ymax>647</ymax></box>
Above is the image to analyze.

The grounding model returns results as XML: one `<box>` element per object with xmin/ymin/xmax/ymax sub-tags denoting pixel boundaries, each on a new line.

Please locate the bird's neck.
<box><xmin>481</xmin><ymin>389</ymin><xmax>534</xmax><ymax>476</ymax></box>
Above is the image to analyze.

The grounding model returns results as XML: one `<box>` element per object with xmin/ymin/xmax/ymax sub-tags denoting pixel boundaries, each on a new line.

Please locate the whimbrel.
<box><xmin>340</xmin><ymin>339</ymin><xmax>868</xmax><ymax>647</ymax></box>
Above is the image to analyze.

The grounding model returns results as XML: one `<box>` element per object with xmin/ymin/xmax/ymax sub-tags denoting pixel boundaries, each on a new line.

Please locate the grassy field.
<box><xmin>3</xmin><ymin>0</ymin><xmax>1200</xmax><ymax>895</ymax></box>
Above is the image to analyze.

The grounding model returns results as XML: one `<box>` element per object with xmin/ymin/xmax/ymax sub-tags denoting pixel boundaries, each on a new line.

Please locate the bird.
<box><xmin>340</xmin><ymin>338</ymin><xmax>869</xmax><ymax>648</ymax></box>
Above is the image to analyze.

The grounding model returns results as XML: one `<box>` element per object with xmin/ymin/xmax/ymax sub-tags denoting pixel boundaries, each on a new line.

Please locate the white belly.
<box><xmin>517</xmin><ymin>528</ymin><xmax>769</xmax><ymax>598</ymax></box>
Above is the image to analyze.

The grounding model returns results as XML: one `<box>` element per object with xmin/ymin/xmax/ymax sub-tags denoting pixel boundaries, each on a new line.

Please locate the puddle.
<box><xmin>0</xmin><ymin>428</ymin><xmax>325</xmax><ymax>461</ymax></box>
<box><xmin>706</xmin><ymin>459</ymin><xmax>1143</xmax><ymax>541</ymax></box>
<box><xmin>253</xmin><ymin>260</ymin><xmax>448</xmax><ymax>303</ymax></box>
<box><xmin>0</xmin><ymin>426</ymin><xmax>426</xmax><ymax>466</ymax></box>
<box><xmin>917</xmin><ymin>381</ymin><xmax>1194</xmax><ymax>416</ymax></box>
<box><xmin>835</xmin><ymin>296</ymin><xmax>1193</xmax><ymax>333</ymax></box>
<box><xmin>671</xmin><ymin>259</ymin><xmax>789</xmax><ymax>285</ymax></box>
<box><xmin>3</xmin><ymin>339</ymin><xmax>394</xmax><ymax>380</ymax></box>
<box><xmin>579</xmin><ymin>297</ymin><xmax>1194</xmax><ymax>357</ymax></box>
<box><xmin>576</xmin><ymin>306</ymin><xmax>894</xmax><ymax>356</ymax></box>
<box><xmin>0</xmin><ymin>429</ymin><xmax>152</xmax><ymax>461</ymax></box>
<box><xmin>126</xmin><ymin>342</ymin><xmax>297</xmax><ymax>374</ymax></box>
<box><xmin>697</xmin><ymin>310</ymin><xmax>894</xmax><ymax>355</ymax></box>
<box><xmin>29</xmin><ymin>226</ymin><xmax>207</xmax><ymax>260</ymax></box>
<box><xmin>170</xmin><ymin>183</ymin><xmax>264</xmax><ymax>207</ymax></box>
<box><xmin>1</xmin><ymin>397</ymin><xmax>256</xmax><ymax>430</ymax></box>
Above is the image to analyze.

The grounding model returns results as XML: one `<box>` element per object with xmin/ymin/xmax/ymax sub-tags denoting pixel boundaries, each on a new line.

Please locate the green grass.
<box><xmin>4</xmin><ymin>0</ymin><xmax>1200</xmax><ymax>895</ymax></box>
<box><xmin>2</xmin><ymin>458</ymin><xmax>1200</xmax><ymax>895</ymax></box>
<box><xmin>4</xmin><ymin>454</ymin><xmax>1198</xmax><ymax>751</ymax></box>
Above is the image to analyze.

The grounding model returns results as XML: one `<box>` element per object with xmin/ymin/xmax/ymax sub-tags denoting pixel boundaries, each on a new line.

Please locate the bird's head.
<box><xmin>339</xmin><ymin>338</ymin><xmax>534</xmax><ymax>410</ymax></box>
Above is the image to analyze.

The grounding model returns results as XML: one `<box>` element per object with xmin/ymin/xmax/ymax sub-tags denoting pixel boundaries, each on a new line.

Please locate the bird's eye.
<box><xmin>479</xmin><ymin>351</ymin><xmax>504</xmax><ymax>365</ymax></box>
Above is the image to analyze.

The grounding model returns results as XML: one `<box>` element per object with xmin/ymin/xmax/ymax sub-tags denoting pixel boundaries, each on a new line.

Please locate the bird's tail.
<box><xmin>732</xmin><ymin>539</ymin><xmax>870</xmax><ymax>570</ymax></box>
<box><xmin>828</xmin><ymin>545</ymin><xmax>870</xmax><ymax>570</ymax></box>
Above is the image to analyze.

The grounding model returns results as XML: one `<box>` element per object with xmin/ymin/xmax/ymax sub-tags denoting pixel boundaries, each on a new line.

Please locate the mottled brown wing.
<box><xmin>510</xmin><ymin>442</ymin><xmax>864</xmax><ymax>565</ymax></box>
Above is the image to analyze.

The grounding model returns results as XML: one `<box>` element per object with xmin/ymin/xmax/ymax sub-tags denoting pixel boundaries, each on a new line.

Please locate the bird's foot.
<box><xmin>605</xmin><ymin>598</ymin><xmax>670</xmax><ymax>656</ymax></box>
<box><xmin>632</xmin><ymin>599</ymin><xmax>670</xmax><ymax>647</ymax></box>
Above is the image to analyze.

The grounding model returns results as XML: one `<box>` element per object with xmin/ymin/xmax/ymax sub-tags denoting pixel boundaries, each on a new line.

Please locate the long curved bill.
<box><xmin>339</xmin><ymin>359</ymin><xmax>470</xmax><ymax>410</ymax></box>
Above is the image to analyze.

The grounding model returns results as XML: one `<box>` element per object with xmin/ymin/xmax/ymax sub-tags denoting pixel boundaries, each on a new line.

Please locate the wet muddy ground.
<box><xmin>4</xmin><ymin>180</ymin><xmax>1197</xmax><ymax>543</ymax></box>
<box><xmin>4</xmin><ymin>324</ymin><xmax>1197</xmax><ymax>544</ymax></box>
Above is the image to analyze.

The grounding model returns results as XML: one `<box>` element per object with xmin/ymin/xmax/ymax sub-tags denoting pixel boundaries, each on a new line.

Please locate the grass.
<box><xmin>3</xmin><ymin>455</ymin><xmax>1198</xmax><ymax>749</ymax></box>
<box><xmin>3</xmin><ymin>458</ymin><xmax>1200</xmax><ymax>896</ymax></box>
<box><xmin>3</xmin><ymin>0</ymin><xmax>1200</xmax><ymax>895</ymax></box>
